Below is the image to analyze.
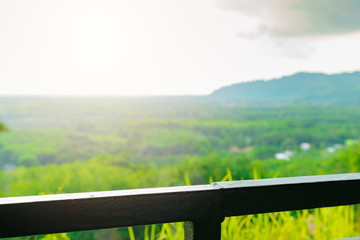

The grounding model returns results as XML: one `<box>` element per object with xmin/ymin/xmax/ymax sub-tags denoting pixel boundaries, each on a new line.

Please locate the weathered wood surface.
<box><xmin>1</xmin><ymin>173</ymin><xmax>360</xmax><ymax>238</ymax></box>
<box><xmin>0</xmin><ymin>185</ymin><xmax>221</xmax><ymax>238</ymax></box>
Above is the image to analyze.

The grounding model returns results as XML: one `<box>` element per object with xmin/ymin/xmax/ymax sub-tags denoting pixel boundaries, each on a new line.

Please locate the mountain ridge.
<box><xmin>210</xmin><ymin>71</ymin><xmax>360</xmax><ymax>106</ymax></box>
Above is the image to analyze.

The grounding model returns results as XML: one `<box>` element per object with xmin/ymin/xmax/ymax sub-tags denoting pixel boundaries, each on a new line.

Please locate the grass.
<box><xmin>128</xmin><ymin>203</ymin><xmax>357</xmax><ymax>240</ymax></box>
<box><xmin>129</xmin><ymin>170</ymin><xmax>359</xmax><ymax>240</ymax></box>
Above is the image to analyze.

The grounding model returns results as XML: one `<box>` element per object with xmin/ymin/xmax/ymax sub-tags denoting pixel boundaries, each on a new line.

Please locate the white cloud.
<box><xmin>219</xmin><ymin>0</ymin><xmax>360</xmax><ymax>36</ymax></box>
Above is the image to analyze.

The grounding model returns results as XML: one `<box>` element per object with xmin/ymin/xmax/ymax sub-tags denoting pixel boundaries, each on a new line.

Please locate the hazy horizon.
<box><xmin>0</xmin><ymin>69</ymin><xmax>359</xmax><ymax>97</ymax></box>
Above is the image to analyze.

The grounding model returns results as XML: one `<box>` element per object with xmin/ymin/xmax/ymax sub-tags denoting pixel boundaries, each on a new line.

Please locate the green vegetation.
<box><xmin>0</xmin><ymin>121</ymin><xmax>7</xmax><ymax>133</ymax></box>
<box><xmin>1</xmin><ymin>97</ymin><xmax>360</xmax><ymax>239</ymax></box>
<box><xmin>126</xmin><ymin>205</ymin><xmax>357</xmax><ymax>240</ymax></box>
<box><xmin>211</xmin><ymin>71</ymin><xmax>360</xmax><ymax>106</ymax></box>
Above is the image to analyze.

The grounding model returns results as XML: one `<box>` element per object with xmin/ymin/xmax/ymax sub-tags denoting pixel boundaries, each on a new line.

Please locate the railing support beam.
<box><xmin>2</xmin><ymin>173</ymin><xmax>360</xmax><ymax>238</ymax></box>
<box><xmin>185</xmin><ymin>220</ymin><xmax>222</xmax><ymax>240</ymax></box>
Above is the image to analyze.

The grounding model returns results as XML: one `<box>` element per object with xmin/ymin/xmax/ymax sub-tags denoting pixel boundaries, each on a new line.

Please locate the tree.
<box><xmin>0</xmin><ymin>121</ymin><xmax>8</xmax><ymax>133</ymax></box>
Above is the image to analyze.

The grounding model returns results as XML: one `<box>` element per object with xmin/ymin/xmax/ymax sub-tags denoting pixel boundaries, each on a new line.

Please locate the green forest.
<box><xmin>1</xmin><ymin>96</ymin><xmax>360</xmax><ymax>239</ymax></box>
<box><xmin>210</xmin><ymin>71</ymin><xmax>360</xmax><ymax>106</ymax></box>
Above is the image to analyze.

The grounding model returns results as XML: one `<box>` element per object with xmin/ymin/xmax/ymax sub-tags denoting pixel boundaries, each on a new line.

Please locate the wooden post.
<box><xmin>184</xmin><ymin>220</ymin><xmax>222</xmax><ymax>240</ymax></box>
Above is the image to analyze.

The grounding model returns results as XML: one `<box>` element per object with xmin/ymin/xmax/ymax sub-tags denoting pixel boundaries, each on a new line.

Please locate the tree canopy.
<box><xmin>0</xmin><ymin>121</ymin><xmax>7</xmax><ymax>133</ymax></box>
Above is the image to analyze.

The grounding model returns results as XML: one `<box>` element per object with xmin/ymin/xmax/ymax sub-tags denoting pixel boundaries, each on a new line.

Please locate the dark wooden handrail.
<box><xmin>1</xmin><ymin>173</ymin><xmax>360</xmax><ymax>239</ymax></box>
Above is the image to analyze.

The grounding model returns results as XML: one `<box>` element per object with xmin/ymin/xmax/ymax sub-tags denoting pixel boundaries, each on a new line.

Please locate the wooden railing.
<box><xmin>1</xmin><ymin>173</ymin><xmax>360</xmax><ymax>239</ymax></box>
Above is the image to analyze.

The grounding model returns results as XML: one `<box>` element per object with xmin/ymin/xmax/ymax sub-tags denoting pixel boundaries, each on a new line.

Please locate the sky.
<box><xmin>1</xmin><ymin>0</ymin><xmax>360</xmax><ymax>96</ymax></box>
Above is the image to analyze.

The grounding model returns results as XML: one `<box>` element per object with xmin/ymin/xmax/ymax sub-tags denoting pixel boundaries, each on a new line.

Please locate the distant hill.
<box><xmin>210</xmin><ymin>71</ymin><xmax>360</xmax><ymax>106</ymax></box>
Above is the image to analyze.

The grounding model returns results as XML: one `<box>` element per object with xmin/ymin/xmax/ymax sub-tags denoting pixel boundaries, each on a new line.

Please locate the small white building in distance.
<box><xmin>327</xmin><ymin>147</ymin><xmax>335</xmax><ymax>153</ymax></box>
<box><xmin>300</xmin><ymin>143</ymin><xmax>311</xmax><ymax>151</ymax></box>
<box><xmin>275</xmin><ymin>151</ymin><xmax>293</xmax><ymax>161</ymax></box>
<box><xmin>327</xmin><ymin>144</ymin><xmax>343</xmax><ymax>154</ymax></box>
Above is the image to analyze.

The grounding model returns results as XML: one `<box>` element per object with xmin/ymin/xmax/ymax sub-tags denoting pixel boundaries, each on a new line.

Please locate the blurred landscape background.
<box><xmin>1</xmin><ymin>71</ymin><xmax>360</xmax><ymax>239</ymax></box>
<box><xmin>1</xmin><ymin>0</ymin><xmax>360</xmax><ymax>239</ymax></box>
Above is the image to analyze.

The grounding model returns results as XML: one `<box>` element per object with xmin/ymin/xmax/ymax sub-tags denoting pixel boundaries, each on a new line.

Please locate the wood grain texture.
<box><xmin>1</xmin><ymin>173</ymin><xmax>360</xmax><ymax>238</ymax></box>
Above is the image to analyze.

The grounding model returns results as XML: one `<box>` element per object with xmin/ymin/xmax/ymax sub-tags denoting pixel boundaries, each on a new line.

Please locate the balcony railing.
<box><xmin>1</xmin><ymin>173</ymin><xmax>360</xmax><ymax>239</ymax></box>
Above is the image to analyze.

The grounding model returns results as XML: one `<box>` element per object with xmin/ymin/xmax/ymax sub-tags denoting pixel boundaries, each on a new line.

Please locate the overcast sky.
<box><xmin>1</xmin><ymin>0</ymin><xmax>360</xmax><ymax>95</ymax></box>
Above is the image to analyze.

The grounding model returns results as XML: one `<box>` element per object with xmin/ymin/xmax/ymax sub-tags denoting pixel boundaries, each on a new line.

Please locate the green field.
<box><xmin>1</xmin><ymin>97</ymin><xmax>360</xmax><ymax>239</ymax></box>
